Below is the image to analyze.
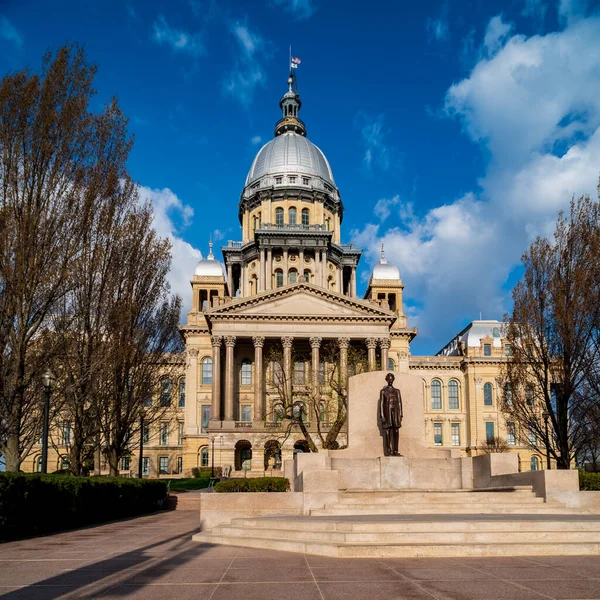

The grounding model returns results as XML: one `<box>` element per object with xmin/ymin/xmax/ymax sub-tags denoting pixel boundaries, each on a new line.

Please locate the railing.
<box><xmin>257</xmin><ymin>223</ymin><xmax>331</xmax><ymax>232</ymax></box>
<box><xmin>339</xmin><ymin>243</ymin><xmax>357</xmax><ymax>250</ymax></box>
<box><xmin>234</xmin><ymin>421</ymin><xmax>253</xmax><ymax>428</ymax></box>
<box><xmin>275</xmin><ymin>116</ymin><xmax>306</xmax><ymax>131</ymax></box>
<box><xmin>225</xmin><ymin>240</ymin><xmax>243</xmax><ymax>248</ymax></box>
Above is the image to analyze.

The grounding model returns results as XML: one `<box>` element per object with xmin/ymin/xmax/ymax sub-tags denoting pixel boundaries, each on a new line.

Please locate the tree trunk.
<box><xmin>3</xmin><ymin>434</ymin><xmax>21</xmax><ymax>472</ymax></box>
<box><xmin>107</xmin><ymin>447</ymin><xmax>119</xmax><ymax>476</ymax></box>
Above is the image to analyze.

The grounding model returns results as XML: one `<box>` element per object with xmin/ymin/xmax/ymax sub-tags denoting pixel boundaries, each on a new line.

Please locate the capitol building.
<box><xmin>24</xmin><ymin>72</ymin><xmax>543</xmax><ymax>477</ymax></box>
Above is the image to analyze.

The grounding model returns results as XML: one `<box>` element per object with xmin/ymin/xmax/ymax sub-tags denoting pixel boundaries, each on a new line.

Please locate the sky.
<box><xmin>1</xmin><ymin>0</ymin><xmax>600</xmax><ymax>355</ymax></box>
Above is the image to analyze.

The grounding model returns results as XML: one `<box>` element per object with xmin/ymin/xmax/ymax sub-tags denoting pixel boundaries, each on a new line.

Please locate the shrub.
<box><xmin>579</xmin><ymin>470</ymin><xmax>600</xmax><ymax>491</ymax></box>
<box><xmin>0</xmin><ymin>473</ymin><xmax>168</xmax><ymax>541</ymax></box>
<box><xmin>214</xmin><ymin>477</ymin><xmax>290</xmax><ymax>493</ymax></box>
<box><xmin>191</xmin><ymin>466</ymin><xmax>222</xmax><ymax>478</ymax></box>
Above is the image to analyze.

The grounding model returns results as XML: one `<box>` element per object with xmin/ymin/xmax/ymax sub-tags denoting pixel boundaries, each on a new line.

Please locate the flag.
<box><xmin>291</xmin><ymin>56</ymin><xmax>301</xmax><ymax>68</ymax></box>
<box><xmin>291</xmin><ymin>63</ymin><xmax>298</xmax><ymax>68</ymax></box>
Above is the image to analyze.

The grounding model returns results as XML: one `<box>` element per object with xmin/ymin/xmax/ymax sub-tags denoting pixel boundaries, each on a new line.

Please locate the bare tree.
<box><xmin>503</xmin><ymin>194</ymin><xmax>600</xmax><ymax>469</ymax></box>
<box><xmin>481</xmin><ymin>436</ymin><xmax>510</xmax><ymax>454</ymax></box>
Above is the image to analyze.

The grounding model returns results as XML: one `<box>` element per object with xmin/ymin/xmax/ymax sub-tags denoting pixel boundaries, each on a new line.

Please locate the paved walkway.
<box><xmin>1</xmin><ymin>511</ymin><xmax>600</xmax><ymax>599</ymax></box>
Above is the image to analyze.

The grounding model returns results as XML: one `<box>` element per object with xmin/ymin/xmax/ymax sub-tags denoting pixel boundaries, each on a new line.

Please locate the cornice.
<box><xmin>208</xmin><ymin>313</ymin><xmax>395</xmax><ymax>324</ymax></box>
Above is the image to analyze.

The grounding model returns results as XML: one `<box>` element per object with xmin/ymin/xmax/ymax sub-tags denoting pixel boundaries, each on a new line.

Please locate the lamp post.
<box><xmin>138</xmin><ymin>409</ymin><xmax>146</xmax><ymax>479</ymax></box>
<box><xmin>41</xmin><ymin>369</ymin><xmax>55</xmax><ymax>474</ymax></box>
<box><xmin>211</xmin><ymin>437</ymin><xmax>215</xmax><ymax>478</ymax></box>
<box><xmin>542</xmin><ymin>409</ymin><xmax>551</xmax><ymax>470</ymax></box>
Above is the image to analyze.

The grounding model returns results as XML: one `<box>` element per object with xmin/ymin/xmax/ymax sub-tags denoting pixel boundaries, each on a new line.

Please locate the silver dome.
<box><xmin>194</xmin><ymin>243</ymin><xmax>225</xmax><ymax>278</ymax></box>
<box><xmin>372</xmin><ymin>262</ymin><xmax>400</xmax><ymax>280</ymax></box>
<box><xmin>245</xmin><ymin>132</ymin><xmax>335</xmax><ymax>188</ymax></box>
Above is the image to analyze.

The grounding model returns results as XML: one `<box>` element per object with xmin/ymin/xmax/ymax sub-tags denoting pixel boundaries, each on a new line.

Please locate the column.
<box><xmin>338</xmin><ymin>338</ymin><xmax>350</xmax><ymax>387</ymax></box>
<box><xmin>336</xmin><ymin>267</ymin><xmax>342</xmax><ymax>293</ymax></box>
<box><xmin>253</xmin><ymin>336</ymin><xmax>265</xmax><ymax>421</ymax></box>
<box><xmin>267</xmin><ymin>248</ymin><xmax>273</xmax><ymax>290</ymax></box>
<box><xmin>224</xmin><ymin>335</ymin><xmax>236</xmax><ymax>421</ymax></box>
<box><xmin>186</xmin><ymin>348</ymin><xmax>199</xmax><ymax>434</ymax></box>
<box><xmin>321</xmin><ymin>250</ymin><xmax>327</xmax><ymax>288</ymax></box>
<box><xmin>310</xmin><ymin>337</ymin><xmax>322</xmax><ymax>390</ymax></box>
<box><xmin>283</xmin><ymin>247</ymin><xmax>288</xmax><ymax>285</ymax></box>
<box><xmin>314</xmin><ymin>250</ymin><xmax>320</xmax><ymax>287</ymax></box>
<box><xmin>379</xmin><ymin>338</ymin><xmax>391</xmax><ymax>371</ymax></box>
<box><xmin>351</xmin><ymin>267</ymin><xmax>357</xmax><ymax>298</ymax></box>
<box><xmin>227</xmin><ymin>265</ymin><xmax>233</xmax><ymax>293</ymax></box>
<box><xmin>366</xmin><ymin>338</ymin><xmax>378</xmax><ymax>371</ymax></box>
<box><xmin>299</xmin><ymin>249</ymin><xmax>305</xmax><ymax>280</ymax></box>
<box><xmin>210</xmin><ymin>337</ymin><xmax>222</xmax><ymax>423</ymax></box>
<box><xmin>282</xmin><ymin>336</ymin><xmax>294</xmax><ymax>399</ymax></box>
<box><xmin>241</xmin><ymin>266</ymin><xmax>246</xmax><ymax>297</ymax></box>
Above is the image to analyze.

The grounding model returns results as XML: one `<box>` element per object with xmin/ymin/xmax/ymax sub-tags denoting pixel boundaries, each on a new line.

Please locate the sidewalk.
<box><xmin>0</xmin><ymin>511</ymin><xmax>599</xmax><ymax>599</ymax></box>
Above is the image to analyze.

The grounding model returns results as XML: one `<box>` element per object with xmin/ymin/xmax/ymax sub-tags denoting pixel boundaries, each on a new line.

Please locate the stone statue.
<box><xmin>380</xmin><ymin>372</ymin><xmax>403</xmax><ymax>456</ymax></box>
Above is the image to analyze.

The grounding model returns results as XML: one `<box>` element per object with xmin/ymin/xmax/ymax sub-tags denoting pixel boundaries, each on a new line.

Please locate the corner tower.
<box><xmin>222</xmin><ymin>71</ymin><xmax>362</xmax><ymax>297</ymax></box>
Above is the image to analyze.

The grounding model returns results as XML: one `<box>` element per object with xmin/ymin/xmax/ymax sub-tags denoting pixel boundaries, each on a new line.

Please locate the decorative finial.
<box><xmin>208</xmin><ymin>239</ymin><xmax>214</xmax><ymax>260</ymax></box>
<box><xmin>380</xmin><ymin>243</ymin><xmax>387</xmax><ymax>264</ymax></box>
<box><xmin>275</xmin><ymin>63</ymin><xmax>306</xmax><ymax>137</ymax></box>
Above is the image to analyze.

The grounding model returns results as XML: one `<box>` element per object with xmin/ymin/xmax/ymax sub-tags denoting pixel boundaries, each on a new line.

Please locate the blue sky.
<box><xmin>1</xmin><ymin>0</ymin><xmax>600</xmax><ymax>355</ymax></box>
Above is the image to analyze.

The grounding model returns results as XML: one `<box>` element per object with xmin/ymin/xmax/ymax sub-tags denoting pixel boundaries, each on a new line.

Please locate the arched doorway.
<box><xmin>264</xmin><ymin>440</ymin><xmax>282</xmax><ymax>470</ymax></box>
<box><xmin>235</xmin><ymin>439</ymin><xmax>252</xmax><ymax>471</ymax></box>
<box><xmin>293</xmin><ymin>440</ymin><xmax>310</xmax><ymax>456</ymax></box>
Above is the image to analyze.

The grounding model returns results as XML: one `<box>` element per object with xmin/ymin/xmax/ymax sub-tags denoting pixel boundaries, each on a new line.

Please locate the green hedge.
<box><xmin>214</xmin><ymin>477</ymin><xmax>290</xmax><ymax>493</ymax></box>
<box><xmin>579</xmin><ymin>470</ymin><xmax>600</xmax><ymax>491</ymax></box>
<box><xmin>0</xmin><ymin>473</ymin><xmax>168</xmax><ymax>541</ymax></box>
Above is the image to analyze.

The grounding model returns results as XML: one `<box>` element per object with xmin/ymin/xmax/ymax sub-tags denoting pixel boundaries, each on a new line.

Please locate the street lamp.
<box><xmin>40</xmin><ymin>369</ymin><xmax>55</xmax><ymax>474</ymax></box>
<box><xmin>138</xmin><ymin>408</ymin><xmax>146</xmax><ymax>479</ymax></box>
<box><xmin>542</xmin><ymin>409</ymin><xmax>551</xmax><ymax>470</ymax></box>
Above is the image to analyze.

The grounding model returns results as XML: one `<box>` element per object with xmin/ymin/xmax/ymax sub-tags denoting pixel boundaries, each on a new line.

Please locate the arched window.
<box><xmin>201</xmin><ymin>357</ymin><xmax>213</xmax><ymax>385</ymax></box>
<box><xmin>289</xmin><ymin>270</ymin><xmax>297</xmax><ymax>284</ymax></box>
<box><xmin>303</xmin><ymin>269</ymin><xmax>311</xmax><ymax>282</ymax></box>
<box><xmin>275</xmin><ymin>207</ymin><xmax>284</xmax><ymax>226</ymax></box>
<box><xmin>388</xmin><ymin>358</ymin><xmax>395</xmax><ymax>371</ymax></box>
<box><xmin>36</xmin><ymin>456</ymin><xmax>42</xmax><ymax>473</ymax></box>
<box><xmin>178</xmin><ymin>378</ymin><xmax>185</xmax><ymax>408</ymax></box>
<box><xmin>200</xmin><ymin>447</ymin><xmax>209</xmax><ymax>467</ymax></box>
<box><xmin>431</xmin><ymin>380</ymin><xmax>442</xmax><ymax>410</ymax></box>
<box><xmin>325</xmin><ymin>218</ymin><xmax>330</xmax><ymax>230</ymax></box>
<box><xmin>526</xmin><ymin>385</ymin><xmax>535</xmax><ymax>406</ymax></box>
<box><xmin>302</xmin><ymin>208</ymin><xmax>310</xmax><ymax>226</ymax></box>
<box><xmin>448</xmin><ymin>380</ymin><xmax>459</xmax><ymax>410</ymax></box>
<box><xmin>160</xmin><ymin>378</ymin><xmax>172</xmax><ymax>407</ymax></box>
<box><xmin>484</xmin><ymin>382</ymin><xmax>493</xmax><ymax>406</ymax></box>
<box><xmin>275</xmin><ymin>270</ymin><xmax>284</xmax><ymax>288</ymax></box>
<box><xmin>241</xmin><ymin>359</ymin><xmax>252</xmax><ymax>385</ymax></box>
<box><xmin>530</xmin><ymin>456</ymin><xmax>539</xmax><ymax>471</ymax></box>
<box><xmin>288</xmin><ymin>207</ymin><xmax>297</xmax><ymax>225</ymax></box>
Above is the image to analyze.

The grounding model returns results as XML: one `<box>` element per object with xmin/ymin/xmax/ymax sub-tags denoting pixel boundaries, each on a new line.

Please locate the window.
<box><xmin>388</xmin><ymin>358</ymin><xmax>395</xmax><ymax>371</ymax></box>
<box><xmin>159</xmin><ymin>456</ymin><xmax>169</xmax><ymax>475</ymax></box>
<box><xmin>143</xmin><ymin>392</ymin><xmax>152</xmax><ymax>407</ymax></box>
<box><xmin>302</xmin><ymin>177</ymin><xmax>310</xmax><ymax>186</ymax></box>
<box><xmin>493</xmin><ymin>327</ymin><xmax>501</xmax><ymax>337</ymax></box>
<box><xmin>275</xmin><ymin>207</ymin><xmax>284</xmax><ymax>225</ymax></box>
<box><xmin>431</xmin><ymin>380</ymin><xmax>442</xmax><ymax>410</ymax></box>
<box><xmin>288</xmin><ymin>175</ymin><xmax>297</xmax><ymax>184</ymax></box>
<box><xmin>293</xmin><ymin>403</ymin><xmax>307</xmax><ymax>422</ymax></box>
<box><xmin>530</xmin><ymin>456</ymin><xmax>539</xmax><ymax>471</ymax></box>
<box><xmin>484</xmin><ymin>344</ymin><xmax>491</xmax><ymax>356</ymax></box>
<box><xmin>201</xmin><ymin>357</ymin><xmax>213</xmax><ymax>385</ymax></box>
<box><xmin>507</xmin><ymin>421</ymin><xmax>516</xmax><ymax>445</ymax></box>
<box><xmin>448</xmin><ymin>380</ymin><xmax>459</xmax><ymax>410</ymax></box>
<box><xmin>178</xmin><ymin>378</ymin><xmax>185</xmax><ymax>407</ymax></box>
<box><xmin>177</xmin><ymin>456</ymin><xmax>183</xmax><ymax>474</ymax></box>
<box><xmin>273</xmin><ymin>361</ymin><xmax>283</xmax><ymax>385</ymax></box>
<box><xmin>288</xmin><ymin>207</ymin><xmax>297</xmax><ymax>224</ymax></box>
<box><xmin>303</xmin><ymin>269</ymin><xmax>311</xmax><ymax>282</ymax></box>
<box><xmin>289</xmin><ymin>270</ymin><xmax>297</xmax><ymax>284</ymax></box>
<box><xmin>275</xmin><ymin>176</ymin><xmax>283</xmax><ymax>184</ymax></box>
<box><xmin>36</xmin><ymin>456</ymin><xmax>42</xmax><ymax>472</ymax></box>
<box><xmin>275</xmin><ymin>270</ymin><xmax>284</xmax><ymax>288</ymax></box>
<box><xmin>302</xmin><ymin>208</ymin><xmax>310</xmax><ymax>225</ymax></box>
<box><xmin>529</xmin><ymin>432</ymin><xmax>537</xmax><ymax>446</ymax></box>
<box><xmin>484</xmin><ymin>382</ymin><xmax>493</xmax><ymax>406</ymax></box>
<box><xmin>451</xmin><ymin>423</ymin><xmax>460</xmax><ymax>446</ymax></box>
<box><xmin>526</xmin><ymin>385</ymin><xmax>534</xmax><ymax>406</ymax></box>
<box><xmin>319</xmin><ymin>401</ymin><xmax>327</xmax><ymax>422</ymax></box>
<box><xmin>142</xmin><ymin>425</ymin><xmax>150</xmax><ymax>443</ymax></box>
<box><xmin>142</xmin><ymin>457</ymin><xmax>150</xmax><ymax>476</ymax></box>
<box><xmin>201</xmin><ymin>405</ymin><xmax>211</xmax><ymax>433</ymax></box>
<box><xmin>505</xmin><ymin>344</ymin><xmax>512</xmax><ymax>356</ymax></box>
<box><xmin>294</xmin><ymin>361</ymin><xmax>305</xmax><ymax>385</ymax></box>
<box><xmin>485</xmin><ymin>422</ymin><xmax>495</xmax><ymax>443</ymax></box>
<box><xmin>241</xmin><ymin>359</ymin><xmax>252</xmax><ymax>385</ymax></box>
<box><xmin>434</xmin><ymin>423</ymin><xmax>443</xmax><ymax>446</ymax></box>
<box><xmin>61</xmin><ymin>423</ymin><xmax>72</xmax><ymax>446</ymax></box>
<box><xmin>160</xmin><ymin>378</ymin><xmax>172</xmax><ymax>407</ymax></box>
<box><xmin>121</xmin><ymin>456</ymin><xmax>130</xmax><ymax>471</ymax></box>
<box><xmin>159</xmin><ymin>422</ymin><xmax>169</xmax><ymax>445</ymax></box>
<box><xmin>241</xmin><ymin>405</ymin><xmax>252</xmax><ymax>422</ymax></box>
<box><xmin>178</xmin><ymin>422</ymin><xmax>184</xmax><ymax>445</ymax></box>
<box><xmin>319</xmin><ymin>361</ymin><xmax>325</xmax><ymax>384</ymax></box>
<box><xmin>504</xmin><ymin>383</ymin><xmax>513</xmax><ymax>407</ymax></box>
<box><xmin>201</xmin><ymin>447</ymin><xmax>209</xmax><ymax>467</ymax></box>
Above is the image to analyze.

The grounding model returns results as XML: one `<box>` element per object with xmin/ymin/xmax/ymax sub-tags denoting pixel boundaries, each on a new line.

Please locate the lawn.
<box><xmin>167</xmin><ymin>474</ymin><xmax>213</xmax><ymax>491</ymax></box>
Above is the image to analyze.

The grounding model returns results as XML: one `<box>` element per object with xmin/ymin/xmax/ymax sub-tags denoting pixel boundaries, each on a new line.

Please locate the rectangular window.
<box><xmin>160</xmin><ymin>379</ymin><xmax>171</xmax><ymax>407</ymax></box>
<box><xmin>241</xmin><ymin>360</ymin><xmax>252</xmax><ymax>385</ymax></box>
<box><xmin>294</xmin><ymin>362</ymin><xmax>306</xmax><ymax>385</ymax></box>
<box><xmin>201</xmin><ymin>405</ymin><xmax>211</xmax><ymax>433</ymax></box>
<box><xmin>434</xmin><ymin>423</ymin><xmax>443</xmax><ymax>446</ymax></box>
<box><xmin>319</xmin><ymin>362</ymin><xmax>325</xmax><ymax>384</ymax></box>
<box><xmin>485</xmin><ymin>422</ymin><xmax>495</xmax><ymax>443</ymax></box>
<box><xmin>448</xmin><ymin>382</ymin><xmax>459</xmax><ymax>410</ymax></box>
<box><xmin>62</xmin><ymin>423</ymin><xmax>72</xmax><ymax>446</ymax></box>
<box><xmin>159</xmin><ymin>456</ymin><xmax>169</xmax><ymax>475</ymax></box>
<box><xmin>507</xmin><ymin>421</ymin><xmax>516</xmax><ymax>445</ymax></box>
<box><xmin>177</xmin><ymin>456</ymin><xmax>183</xmax><ymax>474</ymax></box>
<box><xmin>121</xmin><ymin>456</ymin><xmax>130</xmax><ymax>471</ymax></box>
<box><xmin>288</xmin><ymin>175</ymin><xmax>296</xmax><ymax>183</ymax></box>
<box><xmin>505</xmin><ymin>344</ymin><xmax>512</xmax><ymax>356</ymax></box>
<box><xmin>143</xmin><ymin>393</ymin><xmax>152</xmax><ymax>407</ymax></box>
<box><xmin>431</xmin><ymin>382</ymin><xmax>442</xmax><ymax>410</ymax></box>
<box><xmin>451</xmin><ymin>423</ymin><xmax>460</xmax><ymax>446</ymax></box>
<box><xmin>159</xmin><ymin>422</ymin><xmax>169</xmax><ymax>445</ymax></box>
<box><xmin>484</xmin><ymin>344</ymin><xmax>491</xmax><ymax>356</ymax></box>
<box><xmin>241</xmin><ymin>405</ymin><xmax>252</xmax><ymax>422</ymax></box>
<box><xmin>302</xmin><ymin>177</ymin><xmax>310</xmax><ymax>185</ymax></box>
<box><xmin>60</xmin><ymin>456</ymin><xmax>70</xmax><ymax>471</ymax></box>
<box><xmin>142</xmin><ymin>425</ymin><xmax>150</xmax><ymax>444</ymax></box>
<box><xmin>528</xmin><ymin>432</ymin><xmax>537</xmax><ymax>446</ymax></box>
<box><xmin>504</xmin><ymin>383</ymin><xmax>513</xmax><ymax>407</ymax></box>
<box><xmin>178</xmin><ymin>379</ymin><xmax>185</xmax><ymax>407</ymax></box>
<box><xmin>275</xmin><ymin>176</ymin><xmax>283</xmax><ymax>184</ymax></box>
<box><xmin>142</xmin><ymin>457</ymin><xmax>150</xmax><ymax>477</ymax></box>
<box><xmin>178</xmin><ymin>422</ymin><xmax>183</xmax><ymax>445</ymax></box>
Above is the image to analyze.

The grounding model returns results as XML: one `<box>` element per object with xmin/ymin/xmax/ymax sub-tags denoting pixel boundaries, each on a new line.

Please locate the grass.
<box><xmin>167</xmin><ymin>474</ymin><xmax>213</xmax><ymax>492</ymax></box>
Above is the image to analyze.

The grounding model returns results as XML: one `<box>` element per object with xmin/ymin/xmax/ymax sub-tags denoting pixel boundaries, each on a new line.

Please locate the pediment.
<box><xmin>208</xmin><ymin>283</ymin><xmax>394</xmax><ymax>320</ymax></box>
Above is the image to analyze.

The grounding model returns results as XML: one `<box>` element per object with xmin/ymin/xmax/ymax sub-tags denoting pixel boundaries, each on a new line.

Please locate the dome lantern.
<box><xmin>275</xmin><ymin>70</ymin><xmax>306</xmax><ymax>137</ymax></box>
<box><xmin>371</xmin><ymin>244</ymin><xmax>401</xmax><ymax>281</ymax></box>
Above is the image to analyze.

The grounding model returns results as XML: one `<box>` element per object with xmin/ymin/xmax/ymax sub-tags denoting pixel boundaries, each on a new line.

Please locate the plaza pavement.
<box><xmin>1</xmin><ymin>511</ymin><xmax>600</xmax><ymax>600</ymax></box>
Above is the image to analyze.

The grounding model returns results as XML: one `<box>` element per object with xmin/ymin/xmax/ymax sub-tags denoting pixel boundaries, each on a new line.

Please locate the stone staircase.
<box><xmin>194</xmin><ymin>487</ymin><xmax>600</xmax><ymax>557</ymax></box>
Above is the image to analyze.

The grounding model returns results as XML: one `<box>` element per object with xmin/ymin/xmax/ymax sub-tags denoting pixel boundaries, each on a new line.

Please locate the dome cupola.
<box><xmin>194</xmin><ymin>241</ymin><xmax>225</xmax><ymax>278</ymax></box>
<box><xmin>371</xmin><ymin>244</ymin><xmax>400</xmax><ymax>281</ymax></box>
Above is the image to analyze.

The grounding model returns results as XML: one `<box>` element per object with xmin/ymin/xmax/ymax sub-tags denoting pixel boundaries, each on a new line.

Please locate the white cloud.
<box><xmin>137</xmin><ymin>185</ymin><xmax>202</xmax><ymax>314</ymax></box>
<box><xmin>482</xmin><ymin>15</ymin><xmax>513</xmax><ymax>58</ymax></box>
<box><xmin>356</xmin><ymin>113</ymin><xmax>391</xmax><ymax>171</ymax></box>
<box><xmin>271</xmin><ymin>0</ymin><xmax>316</xmax><ymax>20</ymax></box>
<box><xmin>426</xmin><ymin>3</ymin><xmax>450</xmax><ymax>43</ymax></box>
<box><xmin>251</xmin><ymin>135</ymin><xmax>262</xmax><ymax>145</ymax></box>
<box><xmin>521</xmin><ymin>0</ymin><xmax>547</xmax><ymax>27</ymax></box>
<box><xmin>152</xmin><ymin>15</ymin><xmax>205</xmax><ymax>57</ymax></box>
<box><xmin>558</xmin><ymin>0</ymin><xmax>588</xmax><ymax>24</ymax></box>
<box><xmin>352</xmin><ymin>14</ymin><xmax>600</xmax><ymax>351</ymax></box>
<box><xmin>0</xmin><ymin>17</ymin><xmax>22</xmax><ymax>47</ymax></box>
<box><xmin>374</xmin><ymin>195</ymin><xmax>400</xmax><ymax>221</ymax></box>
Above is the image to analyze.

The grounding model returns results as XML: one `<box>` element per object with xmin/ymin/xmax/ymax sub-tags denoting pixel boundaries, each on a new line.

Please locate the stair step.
<box><xmin>310</xmin><ymin>506</ymin><xmax>587</xmax><ymax>516</ymax></box>
<box><xmin>337</xmin><ymin>495</ymin><xmax>542</xmax><ymax>505</ymax></box>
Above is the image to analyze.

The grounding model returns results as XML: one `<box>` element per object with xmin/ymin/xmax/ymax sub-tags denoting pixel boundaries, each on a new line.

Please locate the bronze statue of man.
<box><xmin>380</xmin><ymin>373</ymin><xmax>403</xmax><ymax>456</ymax></box>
